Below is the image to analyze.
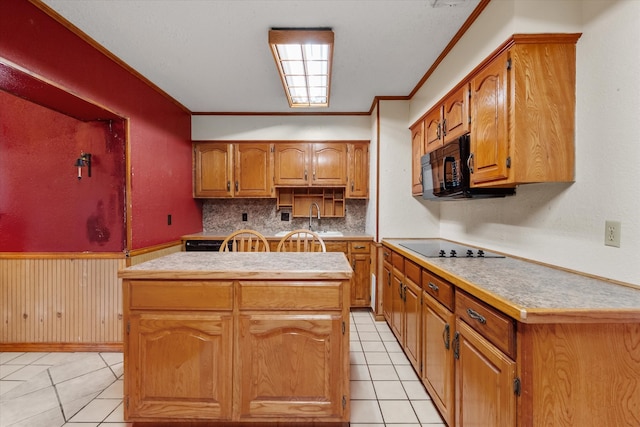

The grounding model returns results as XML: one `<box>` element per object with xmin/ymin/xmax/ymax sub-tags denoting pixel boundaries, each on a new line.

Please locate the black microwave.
<box><xmin>421</xmin><ymin>134</ymin><xmax>515</xmax><ymax>200</ymax></box>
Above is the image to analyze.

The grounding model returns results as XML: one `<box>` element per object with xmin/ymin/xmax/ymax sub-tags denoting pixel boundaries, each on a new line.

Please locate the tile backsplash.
<box><xmin>202</xmin><ymin>199</ymin><xmax>368</xmax><ymax>235</ymax></box>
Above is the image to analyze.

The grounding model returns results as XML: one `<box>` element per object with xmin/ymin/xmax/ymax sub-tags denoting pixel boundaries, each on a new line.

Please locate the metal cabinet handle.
<box><xmin>387</xmin><ymin>271</ymin><xmax>391</xmax><ymax>286</ymax></box>
<box><xmin>467</xmin><ymin>153</ymin><xmax>474</xmax><ymax>174</ymax></box>
<box><xmin>442</xmin><ymin>118</ymin><xmax>447</xmax><ymax>136</ymax></box>
<box><xmin>443</xmin><ymin>323</ymin><xmax>450</xmax><ymax>350</ymax></box>
<box><xmin>428</xmin><ymin>282</ymin><xmax>439</xmax><ymax>293</ymax></box>
<box><xmin>354</xmin><ymin>245</ymin><xmax>366</xmax><ymax>249</ymax></box>
<box><xmin>227</xmin><ymin>181</ymin><xmax>230</xmax><ymax>191</ymax></box>
<box><xmin>453</xmin><ymin>331</ymin><xmax>460</xmax><ymax>360</ymax></box>
<box><xmin>466</xmin><ymin>308</ymin><xmax>486</xmax><ymax>324</ymax></box>
<box><xmin>235</xmin><ymin>180</ymin><xmax>238</xmax><ymax>191</ymax></box>
<box><xmin>304</xmin><ymin>170</ymin><xmax>308</xmax><ymax>180</ymax></box>
<box><xmin>351</xmin><ymin>181</ymin><xmax>354</xmax><ymax>191</ymax></box>
<box><xmin>436</xmin><ymin>122</ymin><xmax>441</xmax><ymax>140</ymax></box>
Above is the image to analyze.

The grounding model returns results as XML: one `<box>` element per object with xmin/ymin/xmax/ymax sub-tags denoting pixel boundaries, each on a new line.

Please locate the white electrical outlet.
<box><xmin>605</xmin><ymin>220</ymin><xmax>621</xmax><ymax>248</ymax></box>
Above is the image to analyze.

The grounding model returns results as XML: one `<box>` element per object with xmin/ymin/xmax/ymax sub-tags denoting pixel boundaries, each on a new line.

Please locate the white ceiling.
<box><xmin>40</xmin><ymin>0</ymin><xmax>481</xmax><ymax>114</ymax></box>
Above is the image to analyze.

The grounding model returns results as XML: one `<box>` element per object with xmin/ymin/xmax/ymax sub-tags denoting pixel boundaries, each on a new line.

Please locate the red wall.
<box><xmin>0</xmin><ymin>91</ymin><xmax>126</xmax><ymax>252</ymax></box>
<box><xmin>0</xmin><ymin>0</ymin><xmax>202</xmax><ymax>251</ymax></box>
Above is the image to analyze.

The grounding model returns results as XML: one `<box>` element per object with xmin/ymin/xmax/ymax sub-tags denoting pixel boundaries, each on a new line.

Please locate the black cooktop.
<box><xmin>399</xmin><ymin>241</ymin><xmax>504</xmax><ymax>258</ymax></box>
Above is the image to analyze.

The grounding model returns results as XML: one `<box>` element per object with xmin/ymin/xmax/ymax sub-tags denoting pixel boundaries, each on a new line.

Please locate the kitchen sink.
<box><xmin>274</xmin><ymin>230</ymin><xmax>343</xmax><ymax>237</ymax></box>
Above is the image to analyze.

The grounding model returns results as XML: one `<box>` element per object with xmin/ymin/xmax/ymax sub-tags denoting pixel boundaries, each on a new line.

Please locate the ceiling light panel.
<box><xmin>269</xmin><ymin>29</ymin><xmax>334</xmax><ymax>108</ymax></box>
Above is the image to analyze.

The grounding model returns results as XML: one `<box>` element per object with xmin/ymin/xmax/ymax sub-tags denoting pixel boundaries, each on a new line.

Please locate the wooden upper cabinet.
<box><xmin>469</xmin><ymin>51</ymin><xmax>510</xmax><ymax>185</ymax></box>
<box><xmin>423</xmin><ymin>84</ymin><xmax>470</xmax><ymax>156</ymax></box>
<box><xmin>274</xmin><ymin>142</ymin><xmax>348</xmax><ymax>187</ymax></box>
<box><xmin>194</xmin><ymin>143</ymin><xmax>233</xmax><ymax>198</ymax></box>
<box><xmin>311</xmin><ymin>143</ymin><xmax>347</xmax><ymax>186</ymax></box>
<box><xmin>347</xmin><ymin>142</ymin><xmax>369</xmax><ymax>198</ymax></box>
<box><xmin>410</xmin><ymin>121</ymin><xmax>424</xmax><ymax>196</ymax></box>
<box><xmin>194</xmin><ymin>142</ymin><xmax>273</xmax><ymax>198</ymax></box>
<box><xmin>469</xmin><ymin>34</ymin><xmax>578</xmax><ymax>187</ymax></box>
<box><xmin>442</xmin><ymin>84</ymin><xmax>470</xmax><ymax>144</ymax></box>
<box><xmin>273</xmin><ymin>143</ymin><xmax>310</xmax><ymax>186</ymax></box>
<box><xmin>234</xmin><ymin>143</ymin><xmax>274</xmax><ymax>197</ymax></box>
<box><xmin>424</xmin><ymin>107</ymin><xmax>443</xmax><ymax>154</ymax></box>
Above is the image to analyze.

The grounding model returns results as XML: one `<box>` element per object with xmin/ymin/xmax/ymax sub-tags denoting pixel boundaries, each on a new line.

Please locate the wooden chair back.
<box><xmin>276</xmin><ymin>229</ymin><xmax>326</xmax><ymax>252</ymax></box>
<box><xmin>219</xmin><ymin>229</ymin><xmax>270</xmax><ymax>252</ymax></box>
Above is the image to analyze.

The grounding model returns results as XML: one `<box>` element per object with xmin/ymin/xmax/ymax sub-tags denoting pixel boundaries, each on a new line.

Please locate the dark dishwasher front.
<box><xmin>184</xmin><ymin>239</ymin><xmax>228</xmax><ymax>251</ymax></box>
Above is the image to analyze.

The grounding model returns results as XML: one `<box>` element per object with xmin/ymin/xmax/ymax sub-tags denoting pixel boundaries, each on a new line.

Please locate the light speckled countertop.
<box><xmin>119</xmin><ymin>251</ymin><xmax>353</xmax><ymax>280</ymax></box>
<box><xmin>384</xmin><ymin>239</ymin><xmax>640</xmax><ymax>323</ymax></box>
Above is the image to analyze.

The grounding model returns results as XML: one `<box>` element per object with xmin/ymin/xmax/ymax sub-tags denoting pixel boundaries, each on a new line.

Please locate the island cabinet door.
<box><xmin>237</xmin><ymin>313</ymin><xmax>347</xmax><ymax>421</ymax></box>
<box><xmin>126</xmin><ymin>312</ymin><xmax>233</xmax><ymax>421</ymax></box>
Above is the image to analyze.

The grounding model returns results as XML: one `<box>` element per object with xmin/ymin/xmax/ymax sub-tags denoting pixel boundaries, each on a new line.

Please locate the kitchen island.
<box><xmin>118</xmin><ymin>251</ymin><xmax>352</xmax><ymax>425</ymax></box>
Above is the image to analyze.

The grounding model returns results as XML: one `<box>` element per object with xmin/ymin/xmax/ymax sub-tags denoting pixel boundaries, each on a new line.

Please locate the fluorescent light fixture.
<box><xmin>269</xmin><ymin>28</ymin><xmax>334</xmax><ymax>108</ymax></box>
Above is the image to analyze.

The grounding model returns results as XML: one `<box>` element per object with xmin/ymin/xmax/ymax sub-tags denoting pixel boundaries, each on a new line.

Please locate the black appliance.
<box><xmin>184</xmin><ymin>240</ymin><xmax>232</xmax><ymax>251</ymax></box>
<box><xmin>399</xmin><ymin>241</ymin><xmax>504</xmax><ymax>258</ymax></box>
<box><xmin>421</xmin><ymin>133</ymin><xmax>515</xmax><ymax>200</ymax></box>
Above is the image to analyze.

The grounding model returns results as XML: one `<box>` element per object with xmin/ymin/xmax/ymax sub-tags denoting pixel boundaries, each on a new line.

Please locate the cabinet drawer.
<box><xmin>404</xmin><ymin>259</ymin><xmax>421</xmax><ymax>285</ymax></box>
<box><xmin>350</xmin><ymin>241</ymin><xmax>371</xmax><ymax>253</ymax></box>
<box><xmin>422</xmin><ymin>270</ymin><xmax>454</xmax><ymax>311</ymax></box>
<box><xmin>382</xmin><ymin>248</ymin><xmax>393</xmax><ymax>264</ymax></box>
<box><xmin>391</xmin><ymin>251</ymin><xmax>404</xmax><ymax>271</ymax></box>
<box><xmin>455</xmin><ymin>291</ymin><xmax>515</xmax><ymax>358</ymax></box>
<box><xmin>127</xmin><ymin>280</ymin><xmax>233</xmax><ymax>311</ymax></box>
<box><xmin>325</xmin><ymin>241</ymin><xmax>348</xmax><ymax>253</ymax></box>
<box><xmin>239</xmin><ymin>281</ymin><xmax>343</xmax><ymax>310</ymax></box>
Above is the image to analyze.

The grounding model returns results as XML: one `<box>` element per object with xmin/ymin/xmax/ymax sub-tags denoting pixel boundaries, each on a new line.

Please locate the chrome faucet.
<box><xmin>309</xmin><ymin>202</ymin><xmax>321</xmax><ymax>231</ymax></box>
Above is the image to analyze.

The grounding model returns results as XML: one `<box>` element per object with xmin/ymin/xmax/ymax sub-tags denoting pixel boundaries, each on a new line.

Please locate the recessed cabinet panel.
<box><xmin>127</xmin><ymin>312</ymin><xmax>233</xmax><ymax>420</ymax></box>
<box><xmin>274</xmin><ymin>143</ymin><xmax>310</xmax><ymax>186</ymax></box>
<box><xmin>347</xmin><ymin>142</ymin><xmax>369</xmax><ymax>198</ymax></box>
<box><xmin>234</xmin><ymin>143</ymin><xmax>274</xmax><ymax>197</ymax></box>
<box><xmin>455</xmin><ymin>319</ymin><xmax>516</xmax><ymax>427</ymax></box>
<box><xmin>469</xmin><ymin>52</ymin><xmax>509</xmax><ymax>185</ymax></box>
<box><xmin>313</xmin><ymin>143</ymin><xmax>347</xmax><ymax>186</ymax></box>
<box><xmin>194</xmin><ymin>143</ymin><xmax>233</xmax><ymax>197</ymax></box>
<box><xmin>238</xmin><ymin>313</ymin><xmax>344</xmax><ymax>420</ymax></box>
<box><xmin>411</xmin><ymin>122</ymin><xmax>424</xmax><ymax>196</ymax></box>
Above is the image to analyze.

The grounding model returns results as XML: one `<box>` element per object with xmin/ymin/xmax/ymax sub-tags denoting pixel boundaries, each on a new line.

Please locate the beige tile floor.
<box><xmin>0</xmin><ymin>310</ymin><xmax>445</xmax><ymax>426</ymax></box>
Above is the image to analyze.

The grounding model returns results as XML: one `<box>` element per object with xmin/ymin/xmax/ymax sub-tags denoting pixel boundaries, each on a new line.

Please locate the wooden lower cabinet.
<box><xmin>454</xmin><ymin>318</ymin><xmax>516</xmax><ymax>427</ymax></box>
<box><xmin>402</xmin><ymin>260</ymin><xmax>421</xmax><ymax>371</ymax></box>
<box><xmin>421</xmin><ymin>292</ymin><xmax>455</xmax><ymax>426</ymax></box>
<box><xmin>382</xmin><ymin>251</ymin><xmax>393</xmax><ymax>322</ymax></box>
<box><xmin>238</xmin><ymin>313</ymin><xmax>344</xmax><ymax>420</ymax></box>
<box><xmin>124</xmin><ymin>276</ymin><xmax>349</xmax><ymax>424</ymax></box>
<box><xmin>127</xmin><ymin>312</ymin><xmax>233</xmax><ymax>420</ymax></box>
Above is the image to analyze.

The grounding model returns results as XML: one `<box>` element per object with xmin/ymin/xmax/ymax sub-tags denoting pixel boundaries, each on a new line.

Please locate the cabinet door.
<box><xmin>127</xmin><ymin>312</ymin><xmax>233</xmax><ymax>420</ymax></box>
<box><xmin>469</xmin><ymin>51</ymin><xmax>509</xmax><ymax>185</ymax></box>
<box><xmin>403</xmin><ymin>276</ymin><xmax>421</xmax><ymax>372</ymax></box>
<box><xmin>234</xmin><ymin>143</ymin><xmax>274</xmax><ymax>197</ymax></box>
<box><xmin>422</xmin><ymin>292</ymin><xmax>455</xmax><ymax>427</ymax></box>
<box><xmin>443</xmin><ymin>84</ymin><xmax>470</xmax><ymax>144</ymax></box>
<box><xmin>238</xmin><ymin>313</ymin><xmax>345</xmax><ymax>420</ymax></box>
<box><xmin>347</xmin><ymin>142</ymin><xmax>369</xmax><ymax>198</ymax></box>
<box><xmin>350</xmin><ymin>252</ymin><xmax>371</xmax><ymax>307</ymax></box>
<box><xmin>312</xmin><ymin>142</ymin><xmax>347</xmax><ymax>186</ymax></box>
<box><xmin>424</xmin><ymin>106</ymin><xmax>443</xmax><ymax>154</ymax></box>
<box><xmin>411</xmin><ymin>121</ymin><xmax>424</xmax><ymax>196</ymax></box>
<box><xmin>391</xmin><ymin>267</ymin><xmax>404</xmax><ymax>341</ymax></box>
<box><xmin>382</xmin><ymin>261</ymin><xmax>393</xmax><ymax>324</ymax></box>
<box><xmin>274</xmin><ymin>143</ymin><xmax>310</xmax><ymax>186</ymax></box>
<box><xmin>194</xmin><ymin>143</ymin><xmax>233</xmax><ymax>197</ymax></box>
<box><xmin>454</xmin><ymin>318</ymin><xmax>516</xmax><ymax>427</ymax></box>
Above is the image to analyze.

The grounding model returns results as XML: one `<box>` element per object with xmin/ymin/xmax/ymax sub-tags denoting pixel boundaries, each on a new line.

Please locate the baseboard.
<box><xmin>0</xmin><ymin>342</ymin><xmax>123</xmax><ymax>352</ymax></box>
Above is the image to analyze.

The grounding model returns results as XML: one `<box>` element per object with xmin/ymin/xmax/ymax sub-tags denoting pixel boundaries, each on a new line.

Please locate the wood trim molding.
<box><xmin>0</xmin><ymin>252</ymin><xmax>126</xmax><ymax>260</ymax></box>
<box><xmin>29</xmin><ymin>0</ymin><xmax>190</xmax><ymax>114</ymax></box>
<box><xmin>128</xmin><ymin>240</ymin><xmax>182</xmax><ymax>257</ymax></box>
<box><xmin>0</xmin><ymin>342</ymin><xmax>123</xmax><ymax>352</ymax></box>
<box><xmin>408</xmin><ymin>0</ymin><xmax>492</xmax><ymax>100</ymax></box>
